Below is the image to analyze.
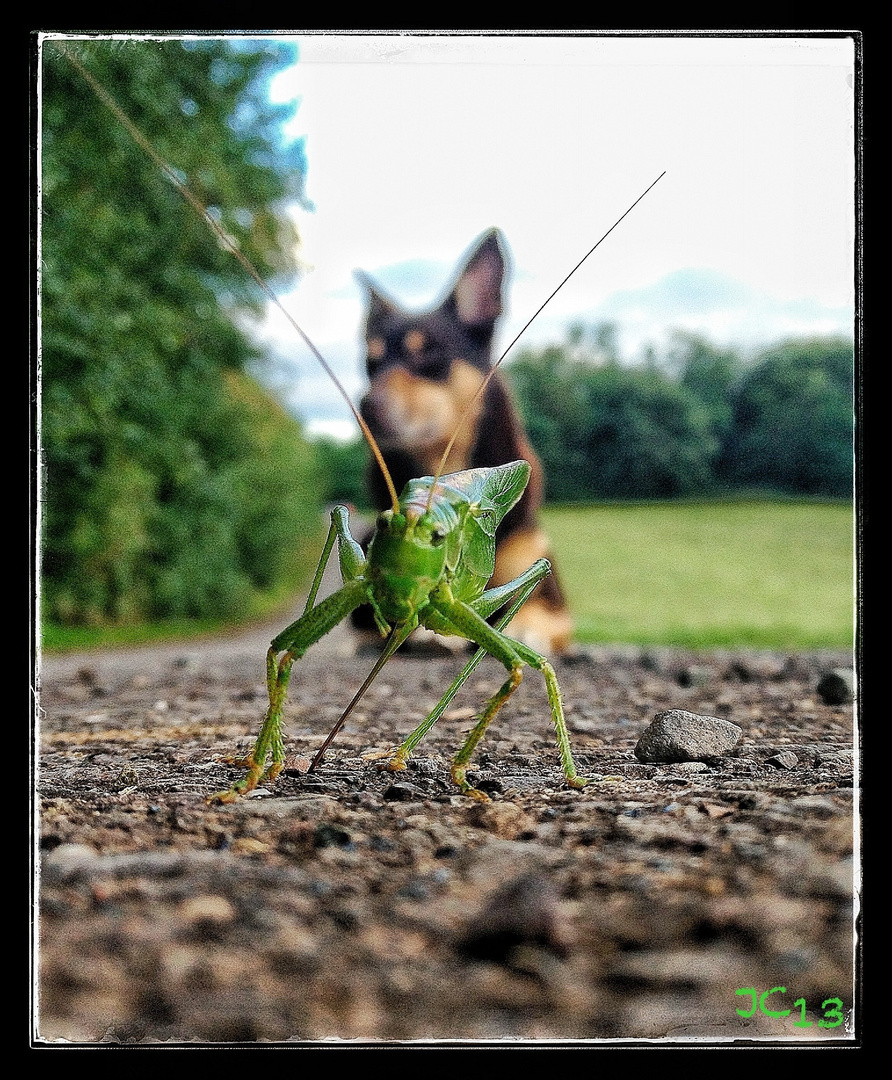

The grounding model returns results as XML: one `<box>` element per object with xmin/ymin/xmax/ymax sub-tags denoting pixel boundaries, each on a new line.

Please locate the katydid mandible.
<box><xmin>64</xmin><ymin>47</ymin><xmax>664</xmax><ymax>802</ymax></box>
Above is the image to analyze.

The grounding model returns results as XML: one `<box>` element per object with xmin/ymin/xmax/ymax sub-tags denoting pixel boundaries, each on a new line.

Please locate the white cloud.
<box><xmin>255</xmin><ymin>32</ymin><xmax>856</xmax><ymax>428</ymax></box>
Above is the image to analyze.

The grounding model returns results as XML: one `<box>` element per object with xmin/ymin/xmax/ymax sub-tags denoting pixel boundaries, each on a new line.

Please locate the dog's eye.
<box><xmin>367</xmin><ymin>336</ymin><xmax>387</xmax><ymax>361</ymax></box>
<box><xmin>366</xmin><ymin>337</ymin><xmax>387</xmax><ymax>372</ymax></box>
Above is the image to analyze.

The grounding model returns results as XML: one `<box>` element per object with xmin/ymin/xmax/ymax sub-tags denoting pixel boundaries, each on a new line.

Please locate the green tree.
<box><xmin>582</xmin><ymin>363</ymin><xmax>718</xmax><ymax>499</ymax></box>
<box><xmin>508</xmin><ymin>328</ymin><xmax>853</xmax><ymax>501</ymax></box>
<box><xmin>312</xmin><ymin>436</ymin><xmax>372</xmax><ymax>511</ymax></box>
<box><xmin>723</xmin><ymin>337</ymin><xmax>854</xmax><ymax>496</ymax></box>
<box><xmin>669</xmin><ymin>331</ymin><xmax>741</xmax><ymax>440</ymax></box>
<box><xmin>41</xmin><ymin>38</ymin><xmax>320</xmax><ymax>626</ymax></box>
<box><xmin>508</xmin><ymin>340</ymin><xmax>717</xmax><ymax>501</ymax></box>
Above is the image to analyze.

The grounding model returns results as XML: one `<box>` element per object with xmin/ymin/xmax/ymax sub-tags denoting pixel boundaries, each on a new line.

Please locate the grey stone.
<box><xmin>766</xmin><ymin>750</ymin><xmax>799</xmax><ymax>769</ymax></box>
<box><xmin>634</xmin><ymin>710</ymin><xmax>742</xmax><ymax>764</ymax></box>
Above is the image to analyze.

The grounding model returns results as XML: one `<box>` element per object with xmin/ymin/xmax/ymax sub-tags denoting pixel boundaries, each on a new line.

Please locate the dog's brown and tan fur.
<box><xmin>355</xmin><ymin>229</ymin><xmax>573</xmax><ymax>654</ymax></box>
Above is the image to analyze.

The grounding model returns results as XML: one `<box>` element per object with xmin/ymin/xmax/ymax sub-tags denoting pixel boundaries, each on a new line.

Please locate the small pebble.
<box><xmin>180</xmin><ymin>894</ymin><xmax>236</xmax><ymax>925</ymax></box>
<box><xmin>314</xmin><ymin>823</ymin><xmax>353</xmax><ymax>849</ymax></box>
<box><xmin>635</xmin><ymin>710</ymin><xmax>742</xmax><ymax>764</ymax></box>
<box><xmin>467</xmin><ymin>801</ymin><xmax>534</xmax><ymax>839</ymax></box>
<box><xmin>676</xmin><ymin>665</ymin><xmax>713</xmax><ymax>688</ymax></box>
<box><xmin>383</xmin><ymin>782</ymin><xmax>421</xmax><ymax>802</ymax></box>
<box><xmin>816</xmin><ymin>669</ymin><xmax>855</xmax><ymax>705</ymax></box>
<box><xmin>766</xmin><ymin>750</ymin><xmax>799</xmax><ymax>769</ymax></box>
<box><xmin>42</xmin><ymin>842</ymin><xmax>98</xmax><ymax>883</ymax></box>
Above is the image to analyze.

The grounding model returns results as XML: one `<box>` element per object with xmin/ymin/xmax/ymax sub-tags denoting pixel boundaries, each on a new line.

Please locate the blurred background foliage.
<box><xmin>333</xmin><ymin>327</ymin><xmax>854</xmax><ymax>510</ymax></box>
<box><xmin>506</xmin><ymin>326</ymin><xmax>855</xmax><ymax>504</ymax></box>
<box><xmin>41</xmin><ymin>39</ymin><xmax>322</xmax><ymax>631</ymax></box>
<box><xmin>39</xmin><ymin>39</ymin><xmax>855</xmax><ymax>647</ymax></box>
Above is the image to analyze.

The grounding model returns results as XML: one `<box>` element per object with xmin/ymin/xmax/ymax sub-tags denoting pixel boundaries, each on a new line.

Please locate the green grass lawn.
<box><xmin>44</xmin><ymin>499</ymin><xmax>855</xmax><ymax>654</ymax></box>
<box><xmin>541</xmin><ymin>499</ymin><xmax>855</xmax><ymax>649</ymax></box>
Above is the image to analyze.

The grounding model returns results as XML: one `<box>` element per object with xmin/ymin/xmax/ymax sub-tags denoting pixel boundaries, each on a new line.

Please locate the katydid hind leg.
<box><xmin>209</xmin><ymin>578</ymin><xmax>369</xmax><ymax>803</ymax></box>
<box><xmin>404</xmin><ymin>581</ymin><xmax>589</xmax><ymax>798</ymax></box>
<box><xmin>444</xmin><ymin>634</ymin><xmax>588</xmax><ymax>799</ymax></box>
<box><xmin>388</xmin><ymin>559</ymin><xmax>554</xmax><ymax>772</ymax></box>
<box><xmin>508</xmin><ymin>635</ymin><xmax>623</xmax><ymax>790</ymax></box>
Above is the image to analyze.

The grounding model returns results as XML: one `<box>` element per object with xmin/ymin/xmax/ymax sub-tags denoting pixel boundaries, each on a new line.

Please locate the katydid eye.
<box><xmin>431</xmin><ymin>526</ymin><xmax>447</xmax><ymax>545</ymax></box>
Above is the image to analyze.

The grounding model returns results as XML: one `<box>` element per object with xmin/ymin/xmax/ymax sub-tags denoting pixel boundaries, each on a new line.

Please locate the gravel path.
<box><xmin>36</xmin><ymin>605</ymin><xmax>858</xmax><ymax>1047</ymax></box>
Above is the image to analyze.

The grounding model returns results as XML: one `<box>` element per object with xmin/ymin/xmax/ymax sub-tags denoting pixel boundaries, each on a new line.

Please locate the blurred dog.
<box><xmin>354</xmin><ymin>229</ymin><xmax>573</xmax><ymax>655</ymax></box>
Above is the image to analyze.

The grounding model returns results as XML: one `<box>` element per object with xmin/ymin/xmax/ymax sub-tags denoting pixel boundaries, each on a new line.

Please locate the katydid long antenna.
<box><xmin>63</xmin><ymin>44</ymin><xmax>664</xmax><ymax>526</ymax></box>
<box><xmin>61</xmin><ymin>44</ymin><xmax>402</xmax><ymax>516</ymax></box>
<box><xmin>60</xmin><ymin>48</ymin><xmax>667</xmax><ymax>777</ymax></box>
<box><xmin>307</xmin><ymin>622</ymin><xmax>411</xmax><ymax>772</ymax></box>
<box><xmin>424</xmin><ymin>170</ymin><xmax>667</xmax><ymax>512</ymax></box>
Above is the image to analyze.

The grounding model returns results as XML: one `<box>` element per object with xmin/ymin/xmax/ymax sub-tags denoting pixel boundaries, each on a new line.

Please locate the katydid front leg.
<box><xmin>210</xmin><ymin>507</ymin><xmax>370</xmax><ymax>804</ymax></box>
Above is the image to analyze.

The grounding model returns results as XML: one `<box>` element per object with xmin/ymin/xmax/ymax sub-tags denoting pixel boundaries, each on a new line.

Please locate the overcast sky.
<box><xmin>252</xmin><ymin>33</ymin><xmax>856</xmax><ymax>436</ymax></box>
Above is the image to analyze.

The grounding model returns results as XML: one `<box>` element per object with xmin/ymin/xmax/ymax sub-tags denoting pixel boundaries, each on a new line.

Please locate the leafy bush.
<box><xmin>41</xmin><ymin>39</ymin><xmax>321</xmax><ymax>626</ymax></box>
<box><xmin>507</xmin><ymin>326</ymin><xmax>854</xmax><ymax>501</ymax></box>
<box><xmin>312</xmin><ymin>436</ymin><xmax>374</xmax><ymax>511</ymax></box>
<box><xmin>508</xmin><ymin>345</ymin><xmax>718</xmax><ymax>501</ymax></box>
<box><xmin>721</xmin><ymin>338</ymin><xmax>854</xmax><ymax>496</ymax></box>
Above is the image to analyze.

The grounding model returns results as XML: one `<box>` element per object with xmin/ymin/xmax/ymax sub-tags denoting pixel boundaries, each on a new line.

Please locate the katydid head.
<box><xmin>365</xmin><ymin>494</ymin><xmax>463</xmax><ymax>622</ymax></box>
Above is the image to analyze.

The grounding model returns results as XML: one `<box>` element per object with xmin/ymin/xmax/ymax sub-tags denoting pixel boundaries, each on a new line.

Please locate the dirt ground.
<box><xmin>34</xmin><ymin>600</ymin><xmax>859</xmax><ymax>1047</ymax></box>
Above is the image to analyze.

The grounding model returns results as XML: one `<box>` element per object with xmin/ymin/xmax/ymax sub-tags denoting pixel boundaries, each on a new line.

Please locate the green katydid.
<box><xmin>63</xmin><ymin>46</ymin><xmax>664</xmax><ymax>802</ymax></box>
<box><xmin>214</xmin><ymin>460</ymin><xmax>583</xmax><ymax>802</ymax></box>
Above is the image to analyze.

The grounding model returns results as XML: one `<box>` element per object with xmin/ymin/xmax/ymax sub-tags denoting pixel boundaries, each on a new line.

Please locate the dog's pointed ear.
<box><xmin>355</xmin><ymin>270</ymin><xmax>398</xmax><ymax>331</ymax></box>
<box><xmin>449</xmin><ymin>228</ymin><xmax>508</xmax><ymax>331</ymax></box>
